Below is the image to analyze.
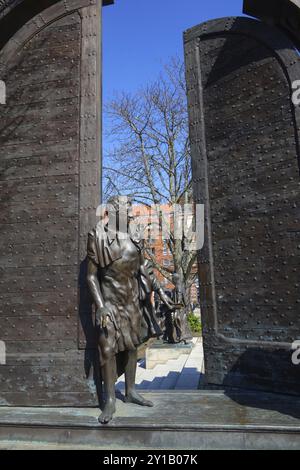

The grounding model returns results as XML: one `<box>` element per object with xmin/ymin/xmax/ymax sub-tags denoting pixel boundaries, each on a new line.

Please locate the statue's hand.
<box><xmin>95</xmin><ymin>307</ymin><xmax>110</xmax><ymax>328</ymax></box>
<box><xmin>165</xmin><ymin>300</ymin><xmax>175</xmax><ymax>310</ymax></box>
<box><xmin>160</xmin><ymin>293</ymin><xmax>175</xmax><ymax>311</ymax></box>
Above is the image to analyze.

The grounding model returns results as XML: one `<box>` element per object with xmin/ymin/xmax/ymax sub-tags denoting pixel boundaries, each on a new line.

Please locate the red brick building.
<box><xmin>132</xmin><ymin>204</ymin><xmax>199</xmax><ymax>304</ymax></box>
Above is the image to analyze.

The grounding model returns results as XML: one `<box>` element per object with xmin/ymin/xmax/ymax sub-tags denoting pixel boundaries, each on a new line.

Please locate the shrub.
<box><xmin>187</xmin><ymin>313</ymin><xmax>202</xmax><ymax>334</ymax></box>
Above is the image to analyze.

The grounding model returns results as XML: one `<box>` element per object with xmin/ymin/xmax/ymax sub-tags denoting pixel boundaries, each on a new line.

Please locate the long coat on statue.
<box><xmin>87</xmin><ymin>224</ymin><xmax>162</xmax><ymax>371</ymax></box>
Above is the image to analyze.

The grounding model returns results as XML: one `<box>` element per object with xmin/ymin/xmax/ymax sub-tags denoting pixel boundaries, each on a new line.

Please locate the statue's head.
<box><xmin>104</xmin><ymin>195</ymin><xmax>134</xmax><ymax>233</ymax></box>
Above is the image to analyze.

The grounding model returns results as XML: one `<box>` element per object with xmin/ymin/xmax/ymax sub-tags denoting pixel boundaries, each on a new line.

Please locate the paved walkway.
<box><xmin>116</xmin><ymin>338</ymin><xmax>204</xmax><ymax>391</ymax></box>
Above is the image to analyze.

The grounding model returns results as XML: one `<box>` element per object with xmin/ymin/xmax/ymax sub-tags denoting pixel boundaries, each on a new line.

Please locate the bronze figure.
<box><xmin>140</xmin><ymin>259</ymin><xmax>174</xmax><ymax>340</ymax></box>
<box><xmin>171</xmin><ymin>273</ymin><xmax>193</xmax><ymax>344</ymax></box>
<box><xmin>87</xmin><ymin>196</ymin><xmax>167</xmax><ymax>424</ymax></box>
<box><xmin>161</xmin><ymin>273</ymin><xmax>193</xmax><ymax>344</ymax></box>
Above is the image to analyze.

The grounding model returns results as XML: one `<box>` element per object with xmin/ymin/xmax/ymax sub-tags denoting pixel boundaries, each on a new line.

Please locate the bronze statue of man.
<box><xmin>162</xmin><ymin>273</ymin><xmax>193</xmax><ymax>344</ymax></box>
<box><xmin>139</xmin><ymin>258</ymin><xmax>174</xmax><ymax>339</ymax></box>
<box><xmin>171</xmin><ymin>273</ymin><xmax>193</xmax><ymax>344</ymax></box>
<box><xmin>87</xmin><ymin>196</ymin><xmax>163</xmax><ymax>424</ymax></box>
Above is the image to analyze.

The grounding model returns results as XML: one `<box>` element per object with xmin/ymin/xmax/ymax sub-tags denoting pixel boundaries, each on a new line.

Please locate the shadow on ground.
<box><xmin>221</xmin><ymin>348</ymin><xmax>300</xmax><ymax>420</ymax></box>
<box><xmin>116</xmin><ymin>366</ymin><xmax>204</xmax><ymax>391</ymax></box>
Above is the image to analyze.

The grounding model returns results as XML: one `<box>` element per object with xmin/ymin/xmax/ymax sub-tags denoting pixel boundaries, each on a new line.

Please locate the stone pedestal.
<box><xmin>145</xmin><ymin>340</ymin><xmax>194</xmax><ymax>370</ymax></box>
<box><xmin>1</xmin><ymin>391</ymin><xmax>300</xmax><ymax>450</ymax></box>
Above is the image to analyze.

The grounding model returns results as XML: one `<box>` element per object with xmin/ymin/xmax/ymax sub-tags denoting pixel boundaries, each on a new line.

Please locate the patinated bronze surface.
<box><xmin>140</xmin><ymin>259</ymin><xmax>174</xmax><ymax>340</ymax></box>
<box><xmin>162</xmin><ymin>273</ymin><xmax>193</xmax><ymax>344</ymax></box>
<box><xmin>185</xmin><ymin>16</ymin><xmax>300</xmax><ymax>394</ymax></box>
<box><xmin>243</xmin><ymin>0</ymin><xmax>300</xmax><ymax>49</ymax></box>
<box><xmin>163</xmin><ymin>308</ymin><xmax>193</xmax><ymax>345</ymax></box>
<box><xmin>171</xmin><ymin>273</ymin><xmax>193</xmax><ymax>344</ymax></box>
<box><xmin>87</xmin><ymin>197</ymin><xmax>167</xmax><ymax>424</ymax></box>
<box><xmin>0</xmin><ymin>0</ymin><xmax>112</xmax><ymax>406</ymax></box>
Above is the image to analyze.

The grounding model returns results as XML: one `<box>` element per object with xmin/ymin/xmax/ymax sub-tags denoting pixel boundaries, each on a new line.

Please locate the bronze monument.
<box><xmin>185</xmin><ymin>6</ymin><xmax>300</xmax><ymax>393</ymax></box>
<box><xmin>87</xmin><ymin>196</ymin><xmax>172</xmax><ymax>424</ymax></box>
<box><xmin>0</xmin><ymin>0</ymin><xmax>114</xmax><ymax>407</ymax></box>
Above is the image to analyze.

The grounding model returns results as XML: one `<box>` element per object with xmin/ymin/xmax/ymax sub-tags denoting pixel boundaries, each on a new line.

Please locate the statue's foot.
<box><xmin>98</xmin><ymin>399</ymin><xmax>116</xmax><ymax>425</ymax></box>
<box><xmin>125</xmin><ymin>390</ymin><xmax>154</xmax><ymax>407</ymax></box>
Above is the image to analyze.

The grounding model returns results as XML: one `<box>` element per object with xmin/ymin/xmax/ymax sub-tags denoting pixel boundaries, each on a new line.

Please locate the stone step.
<box><xmin>117</xmin><ymin>338</ymin><xmax>204</xmax><ymax>391</ymax></box>
<box><xmin>173</xmin><ymin>341</ymin><xmax>204</xmax><ymax>390</ymax></box>
<box><xmin>117</xmin><ymin>364</ymin><xmax>171</xmax><ymax>390</ymax></box>
<box><xmin>159</xmin><ymin>355</ymin><xmax>190</xmax><ymax>390</ymax></box>
<box><xmin>159</xmin><ymin>371</ymin><xmax>181</xmax><ymax>390</ymax></box>
<box><xmin>1</xmin><ymin>391</ymin><xmax>300</xmax><ymax>450</ymax></box>
<box><xmin>174</xmin><ymin>368</ymin><xmax>203</xmax><ymax>390</ymax></box>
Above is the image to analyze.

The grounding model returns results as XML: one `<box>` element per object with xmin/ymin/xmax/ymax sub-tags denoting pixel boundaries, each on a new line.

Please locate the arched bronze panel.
<box><xmin>0</xmin><ymin>0</ymin><xmax>105</xmax><ymax>405</ymax></box>
<box><xmin>185</xmin><ymin>17</ymin><xmax>300</xmax><ymax>394</ymax></box>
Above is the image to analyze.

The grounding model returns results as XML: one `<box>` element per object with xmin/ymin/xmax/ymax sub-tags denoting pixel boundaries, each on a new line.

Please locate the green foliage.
<box><xmin>187</xmin><ymin>313</ymin><xmax>202</xmax><ymax>334</ymax></box>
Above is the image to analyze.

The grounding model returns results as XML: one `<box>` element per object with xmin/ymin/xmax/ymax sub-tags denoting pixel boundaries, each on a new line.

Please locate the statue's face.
<box><xmin>107</xmin><ymin>196</ymin><xmax>134</xmax><ymax>233</ymax></box>
<box><xmin>127</xmin><ymin>202</ymin><xmax>134</xmax><ymax>224</ymax></box>
<box><xmin>117</xmin><ymin>197</ymin><xmax>134</xmax><ymax>226</ymax></box>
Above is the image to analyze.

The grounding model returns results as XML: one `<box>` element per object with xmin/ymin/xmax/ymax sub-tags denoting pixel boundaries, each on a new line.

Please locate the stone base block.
<box><xmin>145</xmin><ymin>340</ymin><xmax>194</xmax><ymax>369</ymax></box>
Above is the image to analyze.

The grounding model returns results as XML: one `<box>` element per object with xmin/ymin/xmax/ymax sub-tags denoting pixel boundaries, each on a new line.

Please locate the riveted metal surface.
<box><xmin>243</xmin><ymin>0</ymin><xmax>300</xmax><ymax>50</ymax></box>
<box><xmin>185</xmin><ymin>17</ymin><xmax>300</xmax><ymax>394</ymax></box>
<box><xmin>0</xmin><ymin>1</ymin><xmax>104</xmax><ymax>406</ymax></box>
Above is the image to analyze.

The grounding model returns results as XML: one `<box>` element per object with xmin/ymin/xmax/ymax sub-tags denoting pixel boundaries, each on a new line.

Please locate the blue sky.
<box><xmin>103</xmin><ymin>0</ymin><xmax>246</xmax><ymax>101</ymax></box>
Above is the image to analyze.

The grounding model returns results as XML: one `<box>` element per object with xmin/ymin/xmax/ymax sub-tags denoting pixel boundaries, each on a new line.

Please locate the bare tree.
<box><xmin>103</xmin><ymin>58</ymin><xmax>197</xmax><ymax>307</ymax></box>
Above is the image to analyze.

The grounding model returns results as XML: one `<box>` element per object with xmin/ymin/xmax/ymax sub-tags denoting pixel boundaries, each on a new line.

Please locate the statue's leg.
<box><xmin>175</xmin><ymin>318</ymin><xmax>182</xmax><ymax>342</ymax></box>
<box><xmin>98</xmin><ymin>321</ymin><xmax>117</xmax><ymax>424</ymax></box>
<box><xmin>124</xmin><ymin>349</ymin><xmax>153</xmax><ymax>407</ymax></box>
<box><xmin>99</xmin><ymin>356</ymin><xmax>117</xmax><ymax>424</ymax></box>
<box><xmin>174</xmin><ymin>312</ymin><xmax>183</xmax><ymax>343</ymax></box>
<box><xmin>169</xmin><ymin>313</ymin><xmax>177</xmax><ymax>343</ymax></box>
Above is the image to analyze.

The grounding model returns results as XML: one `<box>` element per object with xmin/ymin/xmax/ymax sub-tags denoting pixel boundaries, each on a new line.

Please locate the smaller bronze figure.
<box><xmin>162</xmin><ymin>273</ymin><xmax>193</xmax><ymax>344</ymax></box>
<box><xmin>140</xmin><ymin>259</ymin><xmax>174</xmax><ymax>340</ymax></box>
